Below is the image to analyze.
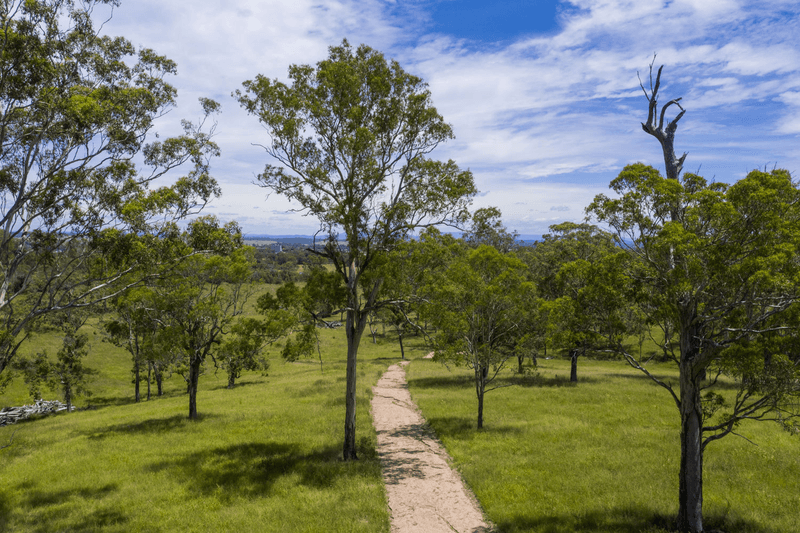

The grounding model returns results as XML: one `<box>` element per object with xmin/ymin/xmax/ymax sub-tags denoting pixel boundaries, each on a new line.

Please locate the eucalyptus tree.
<box><xmin>105</xmin><ymin>283</ymin><xmax>176</xmax><ymax>401</ymax></box>
<box><xmin>218</xmin><ymin>311</ymin><xmax>293</xmax><ymax>389</ymax></box>
<box><xmin>236</xmin><ymin>40</ymin><xmax>475</xmax><ymax>460</ymax></box>
<box><xmin>0</xmin><ymin>0</ymin><xmax>221</xmax><ymax>383</ymax></box>
<box><xmin>463</xmin><ymin>207</ymin><xmax>519</xmax><ymax>252</ymax></box>
<box><xmin>14</xmin><ymin>306</ymin><xmax>94</xmax><ymax>409</ymax></box>
<box><xmin>258</xmin><ymin>267</ymin><xmax>347</xmax><ymax>371</ymax></box>
<box><xmin>153</xmin><ymin>217</ymin><xmax>255</xmax><ymax>420</ymax></box>
<box><xmin>588</xmin><ymin>64</ymin><xmax>800</xmax><ymax>533</ymax></box>
<box><xmin>104</xmin><ymin>286</ymin><xmax>157</xmax><ymax>402</ymax></box>
<box><xmin>532</xmin><ymin>223</ymin><xmax>627</xmax><ymax>382</ymax></box>
<box><xmin>423</xmin><ymin>244</ymin><xmax>534</xmax><ymax>429</ymax></box>
<box><xmin>517</xmin><ymin>222</ymin><xmax>624</xmax><ymax>376</ymax></box>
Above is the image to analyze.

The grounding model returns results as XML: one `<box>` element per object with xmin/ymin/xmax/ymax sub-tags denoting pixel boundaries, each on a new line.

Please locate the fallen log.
<box><xmin>0</xmin><ymin>399</ymin><xmax>73</xmax><ymax>426</ymax></box>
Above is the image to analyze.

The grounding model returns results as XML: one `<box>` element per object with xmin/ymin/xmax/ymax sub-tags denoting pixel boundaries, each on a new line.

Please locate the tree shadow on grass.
<box><xmin>608</xmin><ymin>371</ymin><xmax>751</xmax><ymax>394</ymax></box>
<box><xmin>607</xmin><ymin>372</ymin><xmax>678</xmax><ymax>384</ymax></box>
<box><xmin>497</xmin><ymin>373</ymin><xmax>599</xmax><ymax>388</ymax></box>
<box><xmin>208</xmin><ymin>378</ymin><xmax>267</xmax><ymax>392</ymax></box>
<box><xmin>21</xmin><ymin>482</ymin><xmax>118</xmax><ymax>508</ymax></box>
<box><xmin>146</xmin><ymin>441</ymin><xmax>380</xmax><ymax>501</ymax></box>
<box><xmin>424</xmin><ymin>416</ymin><xmax>523</xmax><ymax>441</ymax></box>
<box><xmin>409</xmin><ymin>373</ymin><xmax>599</xmax><ymax>391</ymax></box>
<box><xmin>83</xmin><ymin>413</ymin><xmax>220</xmax><ymax>441</ymax></box>
<box><xmin>87</xmin><ymin>387</ymin><xmax>191</xmax><ymax>409</ymax></box>
<box><xmin>495</xmin><ymin>506</ymin><xmax>775</xmax><ymax>533</ymax></box>
<box><xmin>407</xmin><ymin>374</ymin><xmax>473</xmax><ymax>390</ymax></box>
<box><xmin>8</xmin><ymin>483</ymin><xmax>124</xmax><ymax>533</ymax></box>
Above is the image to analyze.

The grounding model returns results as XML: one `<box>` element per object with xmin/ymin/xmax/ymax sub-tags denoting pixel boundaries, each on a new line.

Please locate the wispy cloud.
<box><xmin>102</xmin><ymin>0</ymin><xmax>800</xmax><ymax>236</ymax></box>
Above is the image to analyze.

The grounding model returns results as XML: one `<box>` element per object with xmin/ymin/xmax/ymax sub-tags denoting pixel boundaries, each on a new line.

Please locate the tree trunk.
<box><xmin>517</xmin><ymin>353</ymin><xmax>524</xmax><ymax>374</ymax></box>
<box><xmin>677</xmin><ymin>363</ymin><xmax>704</xmax><ymax>533</ymax></box>
<box><xmin>188</xmin><ymin>355</ymin><xmax>202</xmax><ymax>420</ymax></box>
<box><xmin>369</xmin><ymin>313</ymin><xmax>377</xmax><ymax>344</ymax></box>
<box><xmin>134</xmin><ymin>361</ymin><xmax>140</xmax><ymax>403</ymax></box>
<box><xmin>64</xmin><ymin>383</ymin><xmax>72</xmax><ymax>413</ymax></box>
<box><xmin>476</xmin><ymin>364</ymin><xmax>487</xmax><ymax>429</ymax></box>
<box><xmin>146</xmin><ymin>363</ymin><xmax>152</xmax><ymax>401</ymax></box>
<box><xmin>228</xmin><ymin>373</ymin><xmax>236</xmax><ymax>389</ymax></box>
<box><xmin>398</xmin><ymin>332</ymin><xmax>405</xmax><ymax>360</ymax></box>
<box><xmin>570</xmin><ymin>348</ymin><xmax>578</xmax><ymax>383</ymax></box>
<box><xmin>343</xmin><ymin>307</ymin><xmax>366</xmax><ymax>461</ymax></box>
<box><xmin>155</xmin><ymin>365</ymin><xmax>163</xmax><ymax>397</ymax></box>
<box><xmin>677</xmin><ymin>311</ymin><xmax>705</xmax><ymax>533</ymax></box>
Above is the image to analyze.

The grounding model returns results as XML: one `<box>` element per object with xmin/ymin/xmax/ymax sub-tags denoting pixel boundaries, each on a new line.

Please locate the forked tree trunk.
<box><xmin>643</xmin><ymin>63</ymin><xmax>703</xmax><ymax>532</ymax></box>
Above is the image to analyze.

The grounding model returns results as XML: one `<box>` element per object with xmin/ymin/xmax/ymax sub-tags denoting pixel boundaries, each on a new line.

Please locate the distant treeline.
<box><xmin>250</xmin><ymin>243</ymin><xmax>327</xmax><ymax>284</ymax></box>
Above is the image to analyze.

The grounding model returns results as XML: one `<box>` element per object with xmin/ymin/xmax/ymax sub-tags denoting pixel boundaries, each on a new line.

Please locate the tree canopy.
<box><xmin>0</xmin><ymin>0</ymin><xmax>221</xmax><ymax>381</ymax></box>
<box><xmin>588</xmin><ymin>65</ymin><xmax>800</xmax><ymax>533</ymax></box>
<box><xmin>424</xmin><ymin>244</ymin><xmax>533</xmax><ymax>428</ymax></box>
<box><xmin>236</xmin><ymin>40</ymin><xmax>475</xmax><ymax>459</ymax></box>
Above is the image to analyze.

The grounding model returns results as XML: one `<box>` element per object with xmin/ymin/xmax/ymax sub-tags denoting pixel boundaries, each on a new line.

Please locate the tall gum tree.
<box><xmin>236</xmin><ymin>40</ymin><xmax>475</xmax><ymax>460</ymax></box>
<box><xmin>0</xmin><ymin>0</ymin><xmax>221</xmax><ymax>381</ymax></box>
<box><xmin>589</xmin><ymin>64</ymin><xmax>800</xmax><ymax>533</ymax></box>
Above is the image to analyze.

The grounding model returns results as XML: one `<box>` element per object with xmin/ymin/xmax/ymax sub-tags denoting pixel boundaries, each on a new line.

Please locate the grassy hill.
<box><xmin>2</xmin><ymin>309</ymin><xmax>799</xmax><ymax>532</ymax></box>
<box><xmin>0</xmin><ymin>315</ymin><xmax>397</xmax><ymax>532</ymax></box>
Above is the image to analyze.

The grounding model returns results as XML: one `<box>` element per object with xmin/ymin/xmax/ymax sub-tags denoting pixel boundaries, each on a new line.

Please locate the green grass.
<box><xmin>406</xmin><ymin>357</ymin><xmax>800</xmax><ymax>533</ymax></box>
<box><xmin>4</xmin><ymin>310</ymin><xmax>800</xmax><ymax>533</ymax></box>
<box><xmin>0</xmin><ymin>306</ymin><xmax>399</xmax><ymax>532</ymax></box>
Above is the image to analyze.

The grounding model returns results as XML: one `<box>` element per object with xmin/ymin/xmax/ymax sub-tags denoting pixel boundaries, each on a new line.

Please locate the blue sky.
<box><xmin>104</xmin><ymin>0</ymin><xmax>800</xmax><ymax>238</ymax></box>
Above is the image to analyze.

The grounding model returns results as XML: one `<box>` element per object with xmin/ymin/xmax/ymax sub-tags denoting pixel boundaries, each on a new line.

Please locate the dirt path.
<box><xmin>371</xmin><ymin>361</ymin><xmax>491</xmax><ymax>533</ymax></box>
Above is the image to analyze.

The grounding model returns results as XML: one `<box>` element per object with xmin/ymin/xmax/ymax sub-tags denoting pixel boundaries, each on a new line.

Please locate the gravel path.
<box><xmin>371</xmin><ymin>361</ymin><xmax>492</xmax><ymax>533</ymax></box>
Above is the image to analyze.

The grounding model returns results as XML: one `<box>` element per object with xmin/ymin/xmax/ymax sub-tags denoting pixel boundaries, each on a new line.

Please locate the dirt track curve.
<box><xmin>371</xmin><ymin>361</ymin><xmax>492</xmax><ymax>533</ymax></box>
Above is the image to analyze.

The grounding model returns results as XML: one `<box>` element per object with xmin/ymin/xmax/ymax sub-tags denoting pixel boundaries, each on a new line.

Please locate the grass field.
<box><xmin>406</xmin><ymin>356</ymin><xmax>800</xmax><ymax>533</ymax></box>
<box><xmin>2</xmin><ymin>311</ymin><xmax>800</xmax><ymax>532</ymax></box>
<box><xmin>0</xmin><ymin>310</ymin><xmax>398</xmax><ymax>532</ymax></box>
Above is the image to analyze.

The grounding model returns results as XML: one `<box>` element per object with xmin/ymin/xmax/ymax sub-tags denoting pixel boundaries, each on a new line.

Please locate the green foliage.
<box><xmin>237</xmin><ymin>39</ymin><xmax>475</xmax><ymax>459</ymax></box>
<box><xmin>423</xmin><ymin>243</ymin><xmax>534</xmax><ymax>428</ymax></box>
<box><xmin>217</xmin><ymin>317</ymin><xmax>277</xmax><ymax>388</ymax></box>
<box><xmin>0</xmin><ymin>0</ymin><xmax>221</xmax><ymax>380</ymax></box>
<box><xmin>590</xmin><ymin>162</ymin><xmax>800</xmax><ymax>532</ymax></box>
<box><xmin>13</xmin><ymin>308</ymin><xmax>96</xmax><ymax>408</ymax></box>
<box><xmin>589</xmin><ymin>164</ymin><xmax>800</xmax><ymax>432</ymax></box>
<box><xmin>516</xmin><ymin>222</ymin><xmax>633</xmax><ymax>380</ymax></box>
<box><xmin>464</xmin><ymin>207</ymin><xmax>519</xmax><ymax>253</ymax></box>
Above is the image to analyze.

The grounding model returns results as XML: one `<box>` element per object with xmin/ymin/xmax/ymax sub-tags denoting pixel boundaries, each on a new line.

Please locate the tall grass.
<box><xmin>406</xmin><ymin>357</ymin><xmax>800</xmax><ymax>533</ymax></box>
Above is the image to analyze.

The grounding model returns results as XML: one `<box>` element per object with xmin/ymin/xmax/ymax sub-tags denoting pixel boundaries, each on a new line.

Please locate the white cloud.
<box><xmin>96</xmin><ymin>0</ymin><xmax>800</xmax><ymax>235</ymax></box>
